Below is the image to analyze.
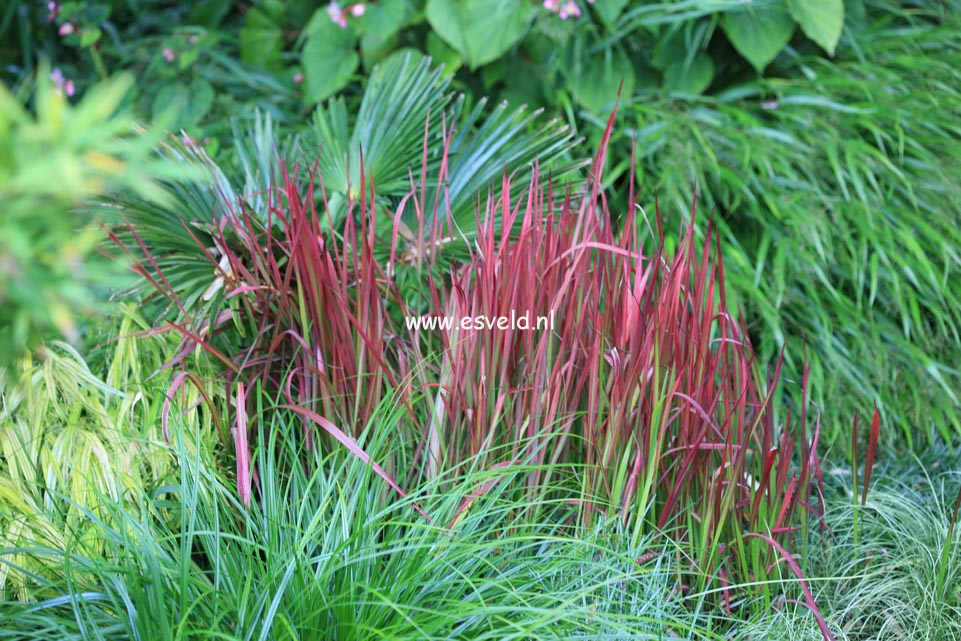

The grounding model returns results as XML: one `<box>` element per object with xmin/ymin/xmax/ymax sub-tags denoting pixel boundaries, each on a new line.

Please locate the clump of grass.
<box><xmin>107</xmin><ymin>107</ymin><xmax>828</xmax><ymax>629</ymax></box>
<box><xmin>598</xmin><ymin>14</ymin><xmax>961</xmax><ymax>451</ymax></box>
<box><xmin>758</xmin><ymin>462</ymin><xmax>961</xmax><ymax>641</ymax></box>
<box><xmin>0</xmin><ymin>307</ymin><xmax>217</xmax><ymax>600</ymax></box>
<box><xmin>1</xmin><ymin>393</ymin><xmax>727</xmax><ymax>640</ymax></box>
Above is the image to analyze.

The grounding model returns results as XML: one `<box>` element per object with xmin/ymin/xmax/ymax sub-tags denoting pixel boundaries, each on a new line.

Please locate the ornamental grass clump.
<box><xmin>112</xmin><ymin>106</ymin><xmax>829</xmax><ymax>632</ymax></box>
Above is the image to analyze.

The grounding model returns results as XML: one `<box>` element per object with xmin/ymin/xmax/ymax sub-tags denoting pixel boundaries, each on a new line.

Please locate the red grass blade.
<box><xmin>281</xmin><ymin>403</ymin><xmax>431</xmax><ymax>521</ymax></box>
<box><xmin>233</xmin><ymin>382</ymin><xmax>252</xmax><ymax>507</ymax></box>
<box><xmin>745</xmin><ymin>533</ymin><xmax>835</xmax><ymax>641</ymax></box>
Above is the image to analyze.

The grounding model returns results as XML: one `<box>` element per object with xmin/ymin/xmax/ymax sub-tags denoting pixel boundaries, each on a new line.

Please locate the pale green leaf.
<box><xmin>302</xmin><ymin>17</ymin><xmax>359</xmax><ymax>104</ymax></box>
<box><xmin>564</xmin><ymin>43</ymin><xmax>635</xmax><ymax>113</ymax></box>
<box><xmin>788</xmin><ymin>0</ymin><xmax>844</xmax><ymax>55</ymax></box>
<box><xmin>663</xmin><ymin>54</ymin><xmax>715</xmax><ymax>96</ymax></box>
<box><xmin>425</xmin><ymin>0</ymin><xmax>533</xmax><ymax>69</ymax></box>
<box><xmin>721</xmin><ymin>1</ymin><xmax>795</xmax><ymax>72</ymax></box>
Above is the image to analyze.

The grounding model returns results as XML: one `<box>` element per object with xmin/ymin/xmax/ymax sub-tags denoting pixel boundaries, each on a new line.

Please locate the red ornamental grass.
<box><xmin>414</xmin><ymin>135</ymin><xmax>825</xmax><ymax>612</ymax></box>
<box><xmin>123</xmin><ymin>110</ymin><xmax>828</xmax><ymax>629</ymax></box>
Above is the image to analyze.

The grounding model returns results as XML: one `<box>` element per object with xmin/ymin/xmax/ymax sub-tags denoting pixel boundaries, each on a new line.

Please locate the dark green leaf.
<box><xmin>564</xmin><ymin>43</ymin><xmax>634</xmax><ymax>113</ymax></box>
<box><xmin>663</xmin><ymin>54</ymin><xmax>714</xmax><ymax>96</ymax></box>
<box><xmin>592</xmin><ymin>0</ymin><xmax>630</xmax><ymax>28</ymax></box>
<box><xmin>240</xmin><ymin>2</ymin><xmax>285</xmax><ymax>71</ymax></box>
<box><xmin>189</xmin><ymin>0</ymin><xmax>233</xmax><ymax>27</ymax></box>
<box><xmin>181</xmin><ymin>79</ymin><xmax>214</xmax><ymax>127</ymax></box>
<box><xmin>151</xmin><ymin>83</ymin><xmax>189</xmax><ymax>123</ymax></box>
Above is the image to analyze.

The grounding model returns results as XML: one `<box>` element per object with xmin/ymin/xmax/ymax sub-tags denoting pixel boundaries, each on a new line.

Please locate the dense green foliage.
<box><xmin>6</xmin><ymin>0</ymin><xmax>957</xmax><ymax>449</ymax></box>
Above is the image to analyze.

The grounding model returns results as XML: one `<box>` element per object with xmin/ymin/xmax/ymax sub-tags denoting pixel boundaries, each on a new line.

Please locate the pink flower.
<box><xmin>47</xmin><ymin>2</ymin><xmax>59</xmax><ymax>22</ymax></box>
<box><xmin>293</xmin><ymin>72</ymin><xmax>304</xmax><ymax>84</ymax></box>
<box><xmin>58</xmin><ymin>22</ymin><xmax>74</xmax><ymax>36</ymax></box>
<box><xmin>761</xmin><ymin>100</ymin><xmax>779</xmax><ymax>110</ymax></box>
<box><xmin>327</xmin><ymin>1</ymin><xmax>347</xmax><ymax>28</ymax></box>
<box><xmin>543</xmin><ymin>0</ymin><xmax>559</xmax><ymax>9</ymax></box>
<box><xmin>350</xmin><ymin>3</ymin><xmax>366</xmax><ymax>17</ymax></box>
<box><xmin>50</xmin><ymin>68</ymin><xmax>75</xmax><ymax>97</ymax></box>
<box><xmin>162</xmin><ymin>47</ymin><xmax>176</xmax><ymax>62</ymax></box>
<box><xmin>558</xmin><ymin>0</ymin><xmax>582</xmax><ymax>18</ymax></box>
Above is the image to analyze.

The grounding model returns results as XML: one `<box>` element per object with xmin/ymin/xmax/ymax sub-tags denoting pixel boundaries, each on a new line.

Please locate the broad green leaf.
<box><xmin>593</xmin><ymin>0</ymin><xmax>630</xmax><ymax>27</ymax></box>
<box><xmin>79</xmin><ymin>27</ymin><xmax>101</xmax><ymax>48</ymax></box>
<box><xmin>721</xmin><ymin>1</ymin><xmax>795</xmax><ymax>72</ymax></box>
<box><xmin>151</xmin><ymin>83</ymin><xmax>189</xmax><ymax>123</ymax></box>
<box><xmin>302</xmin><ymin>14</ymin><xmax>359</xmax><ymax>104</ymax></box>
<box><xmin>564</xmin><ymin>43</ymin><xmax>634</xmax><ymax>113</ymax></box>
<box><xmin>240</xmin><ymin>1</ymin><xmax>285</xmax><ymax>70</ymax></box>
<box><xmin>362</xmin><ymin>0</ymin><xmax>411</xmax><ymax>41</ymax></box>
<box><xmin>150</xmin><ymin>80</ymin><xmax>213</xmax><ymax>129</ymax></box>
<box><xmin>359</xmin><ymin>2</ymin><xmax>412</xmax><ymax>67</ymax></box>
<box><xmin>181</xmin><ymin>79</ymin><xmax>214</xmax><ymax>127</ymax></box>
<box><xmin>663</xmin><ymin>54</ymin><xmax>715</xmax><ymax>96</ymax></box>
<box><xmin>425</xmin><ymin>31</ymin><xmax>463</xmax><ymax>78</ymax></box>
<box><xmin>425</xmin><ymin>0</ymin><xmax>533</xmax><ymax>69</ymax></box>
<box><xmin>189</xmin><ymin>0</ymin><xmax>233</xmax><ymax>27</ymax></box>
<box><xmin>500</xmin><ymin>58</ymin><xmax>547</xmax><ymax>108</ymax></box>
<box><xmin>788</xmin><ymin>0</ymin><xmax>843</xmax><ymax>55</ymax></box>
<box><xmin>651</xmin><ymin>28</ymin><xmax>687</xmax><ymax>71</ymax></box>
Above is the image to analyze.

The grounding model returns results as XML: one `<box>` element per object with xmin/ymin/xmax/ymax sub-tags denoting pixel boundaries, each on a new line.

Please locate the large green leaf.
<box><xmin>788</xmin><ymin>0</ymin><xmax>844</xmax><ymax>55</ymax></box>
<box><xmin>302</xmin><ymin>13</ymin><xmax>359</xmax><ymax>104</ymax></box>
<box><xmin>359</xmin><ymin>0</ymin><xmax>412</xmax><ymax>67</ymax></box>
<box><xmin>239</xmin><ymin>0</ymin><xmax>284</xmax><ymax>71</ymax></box>
<box><xmin>563</xmin><ymin>41</ymin><xmax>635</xmax><ymax>113</ymax></box>
<box><xmin>721</xmin><ymin>1</ymin><xmax>796</xmax><ymax>72</ymax></box>
<box><xmin>593</xmin><ymin>0</ymin><xmax>630</xmax><ymax>27</ymax></box>
<box><xmin>663</xmin><ymin>54</ymin><xmax>715</xmax><ymax>96</ymax></box>
<box><xmin>425</xmin><ymin>0</ymin><xmax>533</xmax><ymax>69</ymax></box>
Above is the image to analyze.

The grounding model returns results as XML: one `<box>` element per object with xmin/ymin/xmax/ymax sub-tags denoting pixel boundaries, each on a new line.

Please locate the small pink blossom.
<box><xmin>558</xmin><ymin>0</ymin><xmax>581</xmax><ymax>18</ymax></box>
<box><xmin>293</xmin><ymin>72</ymin><xmax>304</xmax><ymax>84</ymax></box>
<box><xmin>162</xmin><ymin>47</ymin><xmax>176</xmax><ymax>62</ymax></box>
<box><xmin>327</xmin><ymin>1</ymin><xmax>347</xmax><ymax>28</ymax></box>
<box><xmin>544</xmin><ymin>0</ymin><xmax>586</xmax><ymax>18</ymax></box>
<box><xmin>50</xmin><ymin>67</ymin><xmax>75</xmax><ymax>96</ymax></box>
<box><xmin>47</xmin><ymin>2</ymin><xmax>59</xmax><ymax>22</ymax></box>
<box><xmin>761</xmin><ymin>100</ymin><xmax>779</xmax><ymax>110</ymax></box>
<box><xmin>58</xmin><ymin>22</ymin><xmax>74</xmax><ymax>36</ymax></box>
<box><xmin>327</xmin><ymin>1</ymin><xmax>365</xmax><ymax>27</ymax></box>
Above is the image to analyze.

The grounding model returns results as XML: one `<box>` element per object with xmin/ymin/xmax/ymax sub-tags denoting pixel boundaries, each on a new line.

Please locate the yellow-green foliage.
<box><xmin>0</xmin><ymin>308</ymin><xmax>217</xmax><ymax>600</ymax></box>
